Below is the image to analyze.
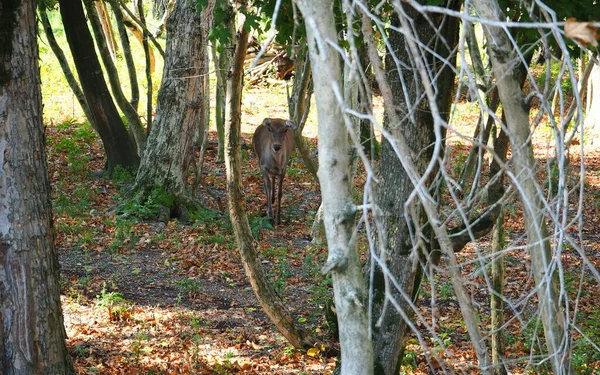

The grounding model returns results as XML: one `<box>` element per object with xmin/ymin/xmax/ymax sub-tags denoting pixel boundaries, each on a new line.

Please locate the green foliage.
<box><xmin>249</xmin><ymin>214</ymin><xmax>273</xmax><ymax>238</ymax></box>
<box><xmin>536</xmin><ymin>61</ymin><xmax>574</xmax><ymax>99</ymax></box>
<box><xmin>109</xmin><ymin>165</ymin><xmax>138</xmax><ymax>188</ymax></box>
<box><xmin>175</xmin><ymin>278</ymin><xmax>202</xmax><ymax>297</ymax></box>
<box><xmin>50</xmin><ymin>122</ymin><xmax>97</xmax><ymax>177</ymax></box>
<box><xmin>118</xmin><ymin>188</ymin><xmax>175</xmax><ymax>220</ymax></box>
<box><xmin>96</xmin><ymin>285</ymin><xmax>131</xmax><ymax>320</ymax></box>
<box><xmin>53</xmin><ymin>183</ymin><xmax>92</xmax><ymax>217</ymax></box>
<box><xmin>109</xmin><ymin>217</ymin><xmax>137</xmax><ymax>252</ymax></box>
<box><xmin>197</xmin><ymin>0</ymin><xmax>302</xmax><ymax>51</ymax></box>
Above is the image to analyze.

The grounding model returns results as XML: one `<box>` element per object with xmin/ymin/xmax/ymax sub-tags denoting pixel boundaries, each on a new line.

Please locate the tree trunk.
<box><xmin>95</xmin><ymin>0</ymin><xmax>118</xmax><ymax>59</ymax></box>
<box><xmin>84</xmin><ymin>0</ymin><xmax>147</xmax><ymax>153</ymax></box>
<box><xmin>585</xmin><ymin>63</ymin><xmax>600</xmax><ymax>146</ymax></box>
<box><xmin>295</xmin><ymin>1</ymin><xmax>374</xmax><ymax>374</ymax></box>
<box><xmin>58</xmin><ymin>0</ymin><xmax>140</xmax><ymax>176</ymax></box>
<box><xmin>471</xmin><ymin>0</ymin><xmax>571</xmax><ymax>373</ymax></box>
<box><xmin>118</xmin><ymin>0</ymin><xmax>165</xmax><ymax>58</ymax></box>
<box><xmin>134</xmin><ymin>0</ymin><xmax>210</xmax><ymax>210</ymax></box>
<box><xmin>106</xmin><ymin>0</ymin><xmax>140</xmax><ymax>110</ymax></box>
<box><xmin>288</xmin><ymin>46</ymin><xmax>318</xmax><ymax>182</ymax></box>
<box><xmin>223</xmin><ymin>22</ymin><xmax>312</xmax><ymax>350</ymax></box>
<box><xmin>0</xmin><ymin>2</ymin><xmax>74</xmax><ymax>373</ymax></box>
<box><xmin>364</xmin><ymin>2</ymin><xmax>461</xmax><ymax>373</ymax></box>
<box><xmin>136</xmin><ymin>0</ymin><xmax>154</xmax><ymax>133</ymax></box>
<box><xmin>491</xmin><ymin>209</ymin><xmax>507</xmax><ymax>375</ymax></box>
<box><xmin>211</xmin><ymin>0</ymin><xmax>235</xmax><ymax>162</ymax></box>
<box><xmin>38</xmin><ymin>7</ymin><xmax>96</xmax><ymax>129</ymax></box>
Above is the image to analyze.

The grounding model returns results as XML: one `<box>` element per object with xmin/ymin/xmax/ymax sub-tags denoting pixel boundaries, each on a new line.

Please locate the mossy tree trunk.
<box><xmin>133</xmin><ymin>0</ymin><xmax>212</xmax><ymax>216</ymax></box>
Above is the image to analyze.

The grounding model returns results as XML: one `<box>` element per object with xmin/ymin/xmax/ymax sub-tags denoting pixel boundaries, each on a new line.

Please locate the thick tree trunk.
<box><xmin>0</xmin><ymin>2</ymin><xmax>74</xmax><ymax>373</ymax></box>
<box><xmin>134</xmin><ymin>0</ymin><xmax>210</xmax><ymax>207</ymax></box>
<box><xmin>471</xmin><ymin>0</ymin><xmax>571</xmax><ymax>373</ymax></box>
<box><xmin>365</xmin><ymin>3</ymin><xmax>461</xmax><ymax>374</ymax></box>
<box><xmin>58</xmin><ymin>0</ymin><xmax>140</xmax><ymax>176</ymax></box>
<box><xmin>295</xmin><ymin>1</ymin><xmax>374</xmax><ymax>374</ymax></box>
<box><xmin>223</xmin><ymin>23</ymin><xmax>312</xmax><ymax>350</ymax></box>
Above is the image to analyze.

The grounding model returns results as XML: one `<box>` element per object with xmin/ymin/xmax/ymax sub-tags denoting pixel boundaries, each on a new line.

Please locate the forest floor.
<box><xmin>47</xmin><ymin>87</ymin><xmax>600</xmax><ymax>375</ymax></box>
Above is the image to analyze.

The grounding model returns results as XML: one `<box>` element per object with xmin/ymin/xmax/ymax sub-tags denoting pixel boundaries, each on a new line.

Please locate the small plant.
<box><xmin>175</xmin><ymin>278</ymin><xmax>202</xmax><ymax>302</ymax></box>
<box><xmin>96</xmin><ymin>286</ymin><xmax>131</xmax><ymax>321</ymax></box>
<box><xmin>249</xmin><ymin>214</ymin><xmax>273</xmax><ymax>238</ymax></box>
<box><xmin>109</xmin><ymin>217</ymin><xmax>137</xmax><ymax>252</ymax></box>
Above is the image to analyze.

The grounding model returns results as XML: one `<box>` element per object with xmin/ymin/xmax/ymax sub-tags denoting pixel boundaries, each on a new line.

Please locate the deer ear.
<box><xmin>285</xmin><ymin>120</ymin><xmax>297</xmax><ymax>130</ymax></box>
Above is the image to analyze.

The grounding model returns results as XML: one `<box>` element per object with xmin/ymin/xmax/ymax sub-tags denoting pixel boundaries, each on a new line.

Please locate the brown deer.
<box><xmin>252</xmin><ymin>118</ymin><xmax>297</xmax><ymax>225</ymax></box>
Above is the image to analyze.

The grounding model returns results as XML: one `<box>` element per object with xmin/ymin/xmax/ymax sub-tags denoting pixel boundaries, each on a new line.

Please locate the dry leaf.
<box><xmin>564</xmin><ymin>18</ymin><xmax>599</xmax><ymax>47</ymax></box>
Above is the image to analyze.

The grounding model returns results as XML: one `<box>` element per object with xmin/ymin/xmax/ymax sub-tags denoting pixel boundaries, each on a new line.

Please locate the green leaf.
<box><xmin>195</xmin><ymin>0</ymin><xmax>209</xmax><ymax>12</ymax></box>
<box><xmin>243</xmin><ymin>14</ymin><xmax>262</xmax><ymax>33</ymax></box>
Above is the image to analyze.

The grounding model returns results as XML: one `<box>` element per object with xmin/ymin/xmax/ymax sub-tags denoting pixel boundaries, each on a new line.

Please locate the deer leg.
<box><xmin>276</xmin><ymin>173</ymin><xmax>285</xmax><ymax>225</ymax></box>
<box><xmin>264</xmin><ymin>174</ymin><xmax>273</xmax><ymax>219</ymax></box>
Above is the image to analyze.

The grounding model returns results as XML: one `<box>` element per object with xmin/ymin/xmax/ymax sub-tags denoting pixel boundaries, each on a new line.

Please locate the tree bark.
<box><xmin>295</xmin><ymin>1</ymin><xmax>374</xmax><ymax>374</ymax></box>
<box><xmin>84</xmin><ymin>0</ymin><xmax>147</xmax><ymax>153</ymax></box>
<box><xmin>136</xmin><ymin>0</ymin><xmax>154</xmax><ymax>133</ymax></box>
<box><xmin>211</xmin><ymin>0</ymin><xmax>235</xmax><ymax>162</ymax></box>
<box><xmin>223</xmin><ymin>22</ymin><xmax>312</xmax><ymax>350</ymax></box>
<box><xmin>0</xmin><ymin>2</ymin><xmax>74</xmax><ymax>373</ymax></box>
<box><xmin>134</xmin><ymin>0</ymin><xmax>209</xmax><ymax>208</ymax></box>
<box><xmin>364</xmin><ymin>2</ymin><xmax>462</xmax><ymax>373</ymax></box>
<box><xmin>106</xmin><ymin>0</ymin><xmax>140</xmax><ymax>110</ymax></box>
<box><xmin>585</xmin><ymin>63</ymin><xmax>600</xmax><ymax>146</ymax></box>
<box><xmin>58</xmin><ymin>0</ymin><xmax>140</xmax><ymax>176</ymax></box>
<box><xmin>491</xmin><ymin>209</ymin><xmax>507</xmax><ymax>375</ymax></box>
<box><xmin>38</xmin><ymin>7</ymin><xmax>96</xmax><ymax>130</ymax></box>
<box><xmin>288</xmin><ymin>46</ymin><xmax>318</xmax><ymax>182</ymax></box>
<box><xmin>471</xmin><ymin>0</ymin><xmax>571</xmax><ymax>373</ymax></box>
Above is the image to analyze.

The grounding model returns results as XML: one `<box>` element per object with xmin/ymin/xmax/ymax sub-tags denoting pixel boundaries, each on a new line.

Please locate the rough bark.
<box><xmin>365</xmin><ymin>2</ymin><xmax>462</xmax><ymax>374</ymax></box>
<box><xmin>0</xmin><ymin>2</ymin><xmax>74</xmax><ymax>373</ymax></box>
<box><xmin>295</xmin><ymin>1</ymin><xmax>374</xmax><ymax>374</ymax></box>
<box><xmin>471</xmin><ymin>0</ymin><xmax>571</xmax><ymax>373</ymax></box>
<box><xmin>134</xmin><ymin>0</ymin><xmax>209</xmax><ymax>207</ymax></box>
<box><xmin>58</xmin><ymin>0</ymin><xmax>140</xmax><ymax>176</ymax></box>
<box><xmin>223</xmin><ymin>23</ymin><xmax>312</xmax><ymax>350</ymax></box>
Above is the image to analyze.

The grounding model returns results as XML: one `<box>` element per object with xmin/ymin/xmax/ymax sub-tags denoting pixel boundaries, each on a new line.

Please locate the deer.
<box><xmin>252</xmin><ymin>118</ymin><xmax>298</xmax><ymax>225</ymax></box>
